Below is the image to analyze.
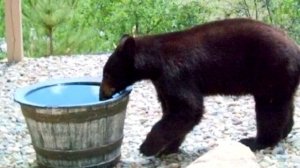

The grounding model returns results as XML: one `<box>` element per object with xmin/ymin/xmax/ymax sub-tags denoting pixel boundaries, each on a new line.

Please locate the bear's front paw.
<box><xmin>240</xmin><ymin>137</ymin><xmax>270</xmax><ymax>151</ymax></box>
<box><xmin>158</xmin><ymin>147</ymin><xmax>180</xmax><ymax>156</ymax></box>
<box><xmin>157</xmin><ymin>139</ymin><xmax>182</xmax><ymax>156</ymax></box>
<box><xmin>139</xmin><ymin>135</ymin><xmax>170</xmax><ymax>156</ymax></box>
<box><xmin>140</xmin><ymin>140</ymin><xmax>165</xmax><ymax>156</ymax></box>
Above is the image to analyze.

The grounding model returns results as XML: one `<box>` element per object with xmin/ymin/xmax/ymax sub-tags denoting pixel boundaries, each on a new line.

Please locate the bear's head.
<box><xmin>99</xmin><ymin>35</ymin><xmax>136</xmax><ymax>100</ymax></box>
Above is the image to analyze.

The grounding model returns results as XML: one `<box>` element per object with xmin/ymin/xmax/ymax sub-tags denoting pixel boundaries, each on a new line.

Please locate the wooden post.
<box><xmin>5</xmin><ymin>0</ymin><xmax>24</xmax><ymax>62</ymax></box>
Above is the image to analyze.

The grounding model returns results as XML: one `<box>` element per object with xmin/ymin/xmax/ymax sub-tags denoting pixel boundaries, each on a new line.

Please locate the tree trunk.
<box><xmin>254</xmin><ymin>0</ymin><xmax>258</xmax><ymax>20</ymax></box>
<box><xmin>47</xmin><ymin>26</ymin><xmax>54</xmax><ymax>56</ymax></box>
<box><xmin>134</xmin><ymin>11</ymin><xmax>139</xmax><ymax>35</ymax></box>
<box><xmin>265</xmin><ymin>0</ymin><xmax>273</xmax><ymax>23</ymax></box>
<box><xmin>242</xmin><ymin>0</ymin><xmax>251</xmax><ymax>18</ymax></box>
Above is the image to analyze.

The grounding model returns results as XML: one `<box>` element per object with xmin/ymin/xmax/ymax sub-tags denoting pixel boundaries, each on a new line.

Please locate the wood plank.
<box><xmin>23</xmin><ymin>101</ymin><xmax>127</xmax><ymax>167</ymax></box>
<box><xmin>5</xmin><ymin>0</ymin><xmax>24</xmax><ymax>62</ymax></box>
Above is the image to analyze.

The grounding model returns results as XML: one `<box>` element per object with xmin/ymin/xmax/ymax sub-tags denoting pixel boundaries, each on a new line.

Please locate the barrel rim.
<box><xmin>14</xmin><ymin>77</ymin><xmax>132</xmax><ymax>108</ymax></box>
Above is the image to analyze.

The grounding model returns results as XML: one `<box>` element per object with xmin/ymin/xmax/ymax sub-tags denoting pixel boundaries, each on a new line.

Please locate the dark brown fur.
<box><xmin>100</xmin><ymin>18</ymin><xmax>300</xmax><ymax>156</ymax></box>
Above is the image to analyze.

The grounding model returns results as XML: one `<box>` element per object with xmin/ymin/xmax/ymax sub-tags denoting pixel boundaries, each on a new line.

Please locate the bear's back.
<box><xmin>135</xmin><ymin>19</ymin><xmax>300</xmax><ymax>95</ymax></box>
<box><xmin>144</xmin><ymin>18</ymin><xmax>292</xmax><ymax>51</ymax></box>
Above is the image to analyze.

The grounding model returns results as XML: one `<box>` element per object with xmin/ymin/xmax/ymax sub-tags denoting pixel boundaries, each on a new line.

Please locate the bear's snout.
<box><xmin>99</xmin><ymin>81</ymin><xmax>116</xmax><ymax>101</ymax></box>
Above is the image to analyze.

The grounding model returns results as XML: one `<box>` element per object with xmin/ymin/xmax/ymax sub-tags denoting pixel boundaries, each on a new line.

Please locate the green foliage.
<box><xmin>1</xmin><ymin>0</ymin><xmax>299</xmax><ymax>58</ymax></box>
<box><xmin>0</xmin><ymin>52</ymin><xmax>5</xmax><ymax>60</ymax></box>
<box><xmin>220</xmin><ymin>0</ymin><xmax>300</xmax><ymax>42</ymax></box>
<box><xmin>80</xmin><ymin>0</ymin><xmax>207</xmax><ymax>51</ymax></box>
<box><xmin>0</xmin><ymin>0</ymin><xmax>4</xmax><ymax>37</ymax></box>
<box><xmin>268</xmin><ymin>0</ymin><xmax>300</xmax><ymax>42</ymax></box>
<box><xmin>22</xmin><ymin>0</ymin><xmax>92</xmax><ymax>57</ymax></box>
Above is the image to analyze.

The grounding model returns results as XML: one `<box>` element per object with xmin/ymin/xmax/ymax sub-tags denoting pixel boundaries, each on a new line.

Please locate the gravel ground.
<box><xmin>1</xmin><ymin>54</ymin><xmax>300</xmax><ymax>168</ymax></box>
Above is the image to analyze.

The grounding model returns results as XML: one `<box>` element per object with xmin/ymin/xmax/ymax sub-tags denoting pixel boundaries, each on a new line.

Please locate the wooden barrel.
<box><xmin>14</xmin><ymin>78</ymin><xmax>131</xmax><ymax>168</ymax></box>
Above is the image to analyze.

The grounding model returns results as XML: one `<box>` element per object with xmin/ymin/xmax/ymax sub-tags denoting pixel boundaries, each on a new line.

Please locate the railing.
<box><xmin>4</xmin><ymin>0</ymin><xmax>23</xmax><ymax>63</ymax></box>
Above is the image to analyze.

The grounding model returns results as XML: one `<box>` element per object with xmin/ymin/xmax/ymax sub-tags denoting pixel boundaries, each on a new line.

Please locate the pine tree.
<box><xmin>23</xmin><ymin>0</ymin><xmax>78</xmax><ymax>56</ymax></box>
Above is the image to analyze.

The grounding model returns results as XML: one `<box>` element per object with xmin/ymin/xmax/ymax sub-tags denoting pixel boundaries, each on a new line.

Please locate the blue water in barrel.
<box><xmin>25</xmin><ymin>84</ymin><xmax>100</xmax><ymax>106</ymax></box>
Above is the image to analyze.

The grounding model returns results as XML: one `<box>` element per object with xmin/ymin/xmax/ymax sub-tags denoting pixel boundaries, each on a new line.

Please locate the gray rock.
<box><xmin>186</xmin><ymin>141</ymin><xmax>259</xmax><ymax>168</ymax></box>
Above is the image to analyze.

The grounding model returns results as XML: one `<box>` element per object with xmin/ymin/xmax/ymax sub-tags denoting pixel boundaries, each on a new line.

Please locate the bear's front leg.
<box><xmin>140</xmin><ymin>90</ymin><xmax>203</xmax><ymax>156</ymax></box>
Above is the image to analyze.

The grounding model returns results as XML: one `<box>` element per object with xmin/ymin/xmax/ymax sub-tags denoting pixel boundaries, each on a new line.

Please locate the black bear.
<box><xmin>99</xmin><ymin>18</ymin><xmax>300</xmax><ymax>156</ymax></box>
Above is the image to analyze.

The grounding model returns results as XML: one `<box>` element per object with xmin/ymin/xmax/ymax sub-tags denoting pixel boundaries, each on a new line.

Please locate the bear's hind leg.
<box><xmin>282</xmin><ymin>102</ymin><xmax>294</xmax><ymax>139</ymax></box>
<box><xmin>240</xmin><ymin>95</ymin><xmax>294</xmax><ymax>151</ymax></box>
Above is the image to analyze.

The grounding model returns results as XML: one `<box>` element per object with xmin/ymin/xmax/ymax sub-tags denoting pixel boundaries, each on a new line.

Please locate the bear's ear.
<box><xmin>118</xmin><ymin>34</ymin><xmax>135</xmax><ymax>58</ymax></box>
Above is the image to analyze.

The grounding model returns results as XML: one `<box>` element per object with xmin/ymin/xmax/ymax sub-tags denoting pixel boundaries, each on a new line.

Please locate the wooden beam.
<box><xmin>5</xmin><ymin>0</ymin><xmax>24</xmax><ymax>62</ymax></box>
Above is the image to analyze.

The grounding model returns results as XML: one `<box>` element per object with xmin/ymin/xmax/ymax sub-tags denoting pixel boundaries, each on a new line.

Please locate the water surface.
<box><xmin>25</xmin><ymin>84</ymin><xmax>100</xmax><ymax>106</ymax></box>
